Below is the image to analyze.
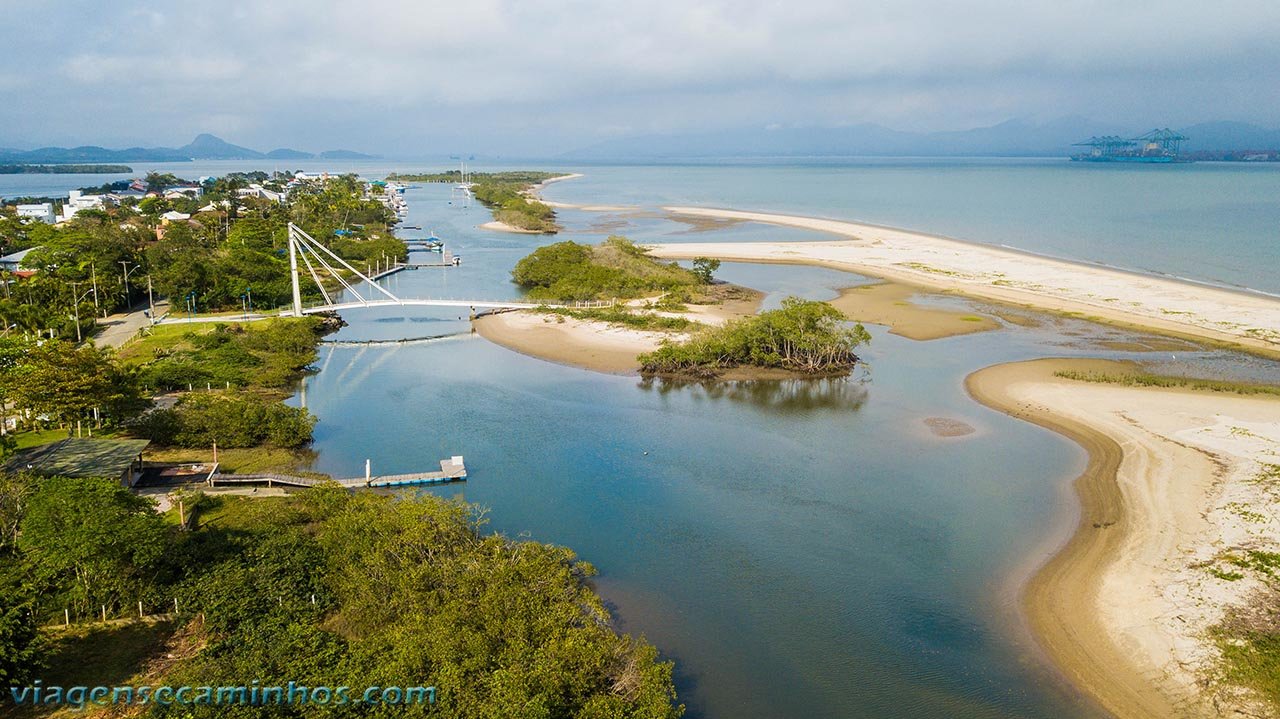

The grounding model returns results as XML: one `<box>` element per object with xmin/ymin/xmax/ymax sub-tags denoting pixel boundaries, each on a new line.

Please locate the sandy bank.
<box><xmin>474</xmin><ymin>311</ymin><xmax>661</xmax><ymax>373</ymax></box>
<box><xmin>829</xmin><ymin>282</ymin><xmax>1000</xmax><ymax>340</ymax></box>
<box><xmin>478</xmin><ymin>220</ymin><xmax>546</xmax><ymax>235</ymax></box>
<box><xmin>648</xmin><ymin>208</ymin><xmax>1280</xmax><ymax>357</ymax></box>
<box><xmin>472</xmin><ymin>288</ymin><xmax>763</xmax><ymax>375</ymax></box>
<box><xmin>967</xmin><ymin>358</ymin><xmax>1280</xmax><ymax>718</ymax></box>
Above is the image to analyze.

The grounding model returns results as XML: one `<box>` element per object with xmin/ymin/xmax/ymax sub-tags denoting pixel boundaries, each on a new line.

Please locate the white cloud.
<box><xmin>2</xmin><ymin>0</ymin><xmax>1279</xmax><ymax>152</ymax></box>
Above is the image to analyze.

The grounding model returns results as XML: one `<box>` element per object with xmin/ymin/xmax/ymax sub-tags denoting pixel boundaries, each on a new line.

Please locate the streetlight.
<box><xmin>120</xmin><ymin>261</ymin><xmax>141</xmax><ymax>309</ymax></box>
<box><xmin>146</xmin><ymin>275</ymin><xmax>155</xmax><ymax>324</ymax></box>
<box><xmin>69</xmin><ymin>281</ymin><xmax>96</xmax><ymax>343</ymax></box>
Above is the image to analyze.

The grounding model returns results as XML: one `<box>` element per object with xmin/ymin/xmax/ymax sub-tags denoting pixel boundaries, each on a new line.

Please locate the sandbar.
<box><xmin>967</xmin><ymin>358</ymin><xmax>1280</xmax><ymax>718</ymax></box>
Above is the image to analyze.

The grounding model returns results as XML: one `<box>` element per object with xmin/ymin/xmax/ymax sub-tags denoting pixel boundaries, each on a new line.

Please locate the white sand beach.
<box><xmin>969</xmin><ymin>359</ymin><xmax>1280</xmax><ymax>718</ymax></box>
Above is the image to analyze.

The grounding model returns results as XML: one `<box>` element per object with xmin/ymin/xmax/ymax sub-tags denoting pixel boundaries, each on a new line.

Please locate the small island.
<box><xmin>475</xmin><ymin>236</ymin><xmax>870</xmax><ymax>379</ymax></box>
<box><xmin>0</xmin><ymin>163</ymin><xmax>133</xmax><ymax>174</ymax></box>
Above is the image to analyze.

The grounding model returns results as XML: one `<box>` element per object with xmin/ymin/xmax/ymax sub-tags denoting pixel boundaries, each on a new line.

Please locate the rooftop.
<box><xmin>5</xmin><ymin>438</ymin><xmax>150</xmax><ymax>479</ymax></box>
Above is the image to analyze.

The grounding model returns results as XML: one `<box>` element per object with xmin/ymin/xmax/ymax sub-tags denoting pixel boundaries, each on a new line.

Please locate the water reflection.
<box><xmin>637</xmin><ymin>375</ymin><xmax>870</xmax><ymax>413</ymax></box>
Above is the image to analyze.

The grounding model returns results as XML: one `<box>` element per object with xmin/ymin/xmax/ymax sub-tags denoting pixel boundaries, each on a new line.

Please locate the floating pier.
<box><xmin>208</xmin><ymin>456</ymin><xmax>467</xmax><ymax>489</ymax></box>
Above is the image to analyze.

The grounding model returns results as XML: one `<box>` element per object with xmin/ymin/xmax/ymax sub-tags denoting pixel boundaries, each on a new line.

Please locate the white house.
<box><xmin>163</xmin><ymin>186</ymin><xmax>203</xmax><ymax>200</ymax></box>
<box><xmin>159</xmin><ymin>210</ymin><xmax>192</xmax><ymax>222</ymax></box>
<box><xmin>236</xmin><ymin>184</ymin><xmax>284</xmax><ymax>203</ymax></box>
<box><xmin>59</xmin><ymin>190</ymin><xmax>109</xmax><ymax>222</ymax></box>
<box><xmin>15</xmin><ymin>203</ymin><xmax>55</xmax><ymax>223</ymax></box>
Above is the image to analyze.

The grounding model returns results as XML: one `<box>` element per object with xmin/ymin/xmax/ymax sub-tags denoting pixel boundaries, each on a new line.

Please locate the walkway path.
<box><xmin>93</xmin><ymin>300</ymin><xmax>169</xmax><ymax>348</ymax></box>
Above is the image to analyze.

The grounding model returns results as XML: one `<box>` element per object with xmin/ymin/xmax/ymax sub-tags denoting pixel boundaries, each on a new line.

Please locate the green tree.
<box><xmin>691</xmin><ymin>257</ymin><xmax>720</xmax><ymax>284</ymax></box>
<box><xmin>8</xmin><ymin>341</ymin><xmax>141</xmax><ymax>427</ymax></box>
<box><xmin>0</xmin><ymin>577</ymin><xmax>41</xmax><ymax>685</ymax></box>
<box><xmin>19</xmin><ymin>477</ymin><xmax>168</xmax><ymax>617</ymax></box>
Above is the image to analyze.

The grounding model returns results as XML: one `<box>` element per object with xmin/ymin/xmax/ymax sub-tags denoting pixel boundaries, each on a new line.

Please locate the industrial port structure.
<box><xmin>1071</xmin><ymin>128</ymin><xmax>1190</xmax><ymax>163</ymax></box>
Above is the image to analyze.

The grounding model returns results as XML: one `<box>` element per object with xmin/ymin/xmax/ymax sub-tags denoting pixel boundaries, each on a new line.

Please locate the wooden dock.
<box><xmin>208</xmin><ymin>456</ymin><xmax>466</xmax><ymax>489</ymax></box>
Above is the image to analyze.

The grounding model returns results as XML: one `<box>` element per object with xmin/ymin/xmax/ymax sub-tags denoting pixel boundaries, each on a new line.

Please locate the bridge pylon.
<box><xmin>286</xmin><ymin>223</ymin><xmax>401</xmax><ymax>315</ymax></box>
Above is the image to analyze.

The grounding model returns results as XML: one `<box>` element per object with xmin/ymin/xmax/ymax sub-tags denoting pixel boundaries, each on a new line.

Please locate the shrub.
<box><xmin>129</xmin><ymin>393</ymin><xmax>315</xmax><ymax>449</ymax></box>
<box><xmin>639</xmin><ymin>297</ymin><xmax>871</xmax><ymax>377</ymax></box>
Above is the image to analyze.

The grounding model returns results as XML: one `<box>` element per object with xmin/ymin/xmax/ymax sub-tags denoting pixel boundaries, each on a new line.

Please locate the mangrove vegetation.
<box><xmin>639</xmin><ymin>298</ymin><xmax>871</xmax><ymax>378</ymax></box>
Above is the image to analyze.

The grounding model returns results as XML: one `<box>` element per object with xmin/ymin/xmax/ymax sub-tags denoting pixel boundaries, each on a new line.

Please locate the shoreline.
<box><xmin>646</xmin><ymin>207</ymin><xmax>1280</xmax><ymax>358</ymax></box>
<box><xmin>967</xmin><ymin>358</ymin><xmax>1280</xmax><ymax>718</ymax></box>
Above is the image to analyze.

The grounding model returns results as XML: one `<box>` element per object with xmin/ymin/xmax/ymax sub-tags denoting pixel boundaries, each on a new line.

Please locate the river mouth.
<box><xmin>289</xmin><ymin>178</ymin><xmax>1280</xmax><ymax>719</ymax></box>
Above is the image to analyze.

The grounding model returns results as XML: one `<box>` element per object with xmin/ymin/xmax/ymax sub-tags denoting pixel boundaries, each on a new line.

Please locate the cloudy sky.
<box><xmin>4</xmin><ymin>0</ymin><xmax>1279</xmax><ymax>156</ymax></box>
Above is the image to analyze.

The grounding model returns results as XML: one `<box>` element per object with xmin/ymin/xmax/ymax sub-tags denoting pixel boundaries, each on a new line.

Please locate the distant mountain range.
<box><xmin>0</xmin><ymin>134</ymin><xmax>378</xmax><ymax>163</ymax></box>
<box><xmin>563</xmin><ymin>118</ymin><xmax>1280</xmax><ymax>160</ymax></box>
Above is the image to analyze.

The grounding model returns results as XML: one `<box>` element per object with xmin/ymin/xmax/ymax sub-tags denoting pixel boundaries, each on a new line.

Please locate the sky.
<box><xmin>4</xmin><ymin>0</ymin><xmax>1280</xmax><ymax>157</ymax></box>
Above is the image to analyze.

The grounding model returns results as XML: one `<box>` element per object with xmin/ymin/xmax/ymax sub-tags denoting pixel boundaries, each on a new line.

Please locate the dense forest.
<box><xmin>0</xmin><ymin>481</ymin><xmax>683</xmax><ymax>717</ymax></box>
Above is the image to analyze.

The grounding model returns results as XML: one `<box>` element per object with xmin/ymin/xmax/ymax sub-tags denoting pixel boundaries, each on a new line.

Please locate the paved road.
<box><xmin>92</xmin><ymin>300</ymin><xmax>169</xmax><ymax>348</ymax></box>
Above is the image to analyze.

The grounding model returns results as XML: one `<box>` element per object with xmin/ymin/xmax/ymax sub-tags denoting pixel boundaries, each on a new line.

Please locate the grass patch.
<box><xmin>14</xmin><ymin>620</ymin><xmax>177</xmax><ymax>716</ymax></box>
<box><xmin>537</xmin><ymin>306</ymin><xmax>701</xmax><ymax>332</ymax></box>
<box><xmin>1053</xmin><ymin>370</ymin><xmax>1280</xmax><ymax>397</ymax></box>
<box><xmin>1212</xmin><ymin>588</ymin><xmax>1280</xmax><ymax>711</ymax></box>
<box><xmin>144</xmin><ymin>446</ymin><xmax>318</xmax><ymax>476</ymax></box>
<box><xmin>11</xmin><ymin>428</ymin><xmax>72</xmax><ymax>450</ymax></box>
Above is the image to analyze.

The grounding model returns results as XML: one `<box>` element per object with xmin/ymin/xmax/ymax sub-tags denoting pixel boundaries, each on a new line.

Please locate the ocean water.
<box><xmin>541</xmin><ymin>160</ymin><xmax>1280</xmax><ymax>296</ymax></box>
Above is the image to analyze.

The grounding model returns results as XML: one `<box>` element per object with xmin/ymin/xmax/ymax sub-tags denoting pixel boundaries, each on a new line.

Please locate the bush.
<box><xmin>640</xmin><ymin>297</ymin><xmax>871</xmax><ymax>377</ymax></box>
<box><xmin>512</xmin><ymin>238</ymin><xmax>701</xmax><ymax>301</ymax></box>
<box><xmin>129</xmin><ymin>393</ymin><xmax>315</xmax><ymax>449</ymax></box>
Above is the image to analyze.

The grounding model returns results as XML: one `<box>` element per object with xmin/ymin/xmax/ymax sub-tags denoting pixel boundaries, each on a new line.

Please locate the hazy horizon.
<box><xmin>5</xmin><ymin>1</ymin><xmax>1280</xmax><ymax>156</ymax></box>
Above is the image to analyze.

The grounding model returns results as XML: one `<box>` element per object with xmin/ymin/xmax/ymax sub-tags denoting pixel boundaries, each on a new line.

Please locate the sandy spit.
<box><xmin>478</xmin><ymin>220</ymin><xmax>546</xmax><ymax>235</ymax></box>
<box><xmin>647</xmin><ymin>207</ymin><xmax>1280</xmax><ymax>358</ymax></box>
<box><xmin>473</xmin><ymin>311</ymin><xmax>665</xmax><ymax>374</ymax></box>
<box><xmin>967</xmin><ymin>358</ymin><xmax>1280</xmax><ymax>718</ymax></box>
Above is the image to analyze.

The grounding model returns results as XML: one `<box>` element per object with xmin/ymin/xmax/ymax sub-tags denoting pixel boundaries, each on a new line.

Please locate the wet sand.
<box><xmin>828</xmin><ymin>282</ymin><xmax>1000</xmax><ymax>340</ymax></box>
<box><xmin>967</xmin><ymin>358</ymin><xmax>1280</xmax><ymax>718</ymax></box>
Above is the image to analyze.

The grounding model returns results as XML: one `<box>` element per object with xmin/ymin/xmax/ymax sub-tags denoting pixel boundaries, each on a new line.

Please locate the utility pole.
<box><xmin>90</xmin><ymin>263</ymin><xmax>100</xmax><ymax>313</ymax></box>
<box><xmin>147</xmin><ymin>275</ymin><xmax>155</xmax><ymax>324</ymax></box>
<box><xmin>119</xmin><ymin>261</ymin><xmax>139</xmax><ymax>309</ymax></box>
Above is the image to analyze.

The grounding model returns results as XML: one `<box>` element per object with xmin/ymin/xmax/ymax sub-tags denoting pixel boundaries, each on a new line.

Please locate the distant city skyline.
<box><xmin>5</xmin><ymin>1</ymin><xmax>1280</xmax><ymax>156</ymax></box>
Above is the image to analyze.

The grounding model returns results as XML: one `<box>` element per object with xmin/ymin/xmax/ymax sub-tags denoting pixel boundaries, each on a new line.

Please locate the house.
<box><xmin>163</xmin><ymin>185</ymin><xmax>203</xmax><ymax>200</ymax></box>
<box><xmin>5</xmin><ymin>438</ymin><xmax>151</xmax><ymax>488</ymax></box>
<box><xmin>15</xmin><ymin>203</ymin><xmax>55</xmax><ymax>223</ymax></box>
<box><xmin>59</xmin><ymin>190</ymin><xmax>110</xmax><ymax>222</ymax></box>
<box><xmin>235</xmin><ymin>184</ymin><xmax>284</xmax><ymax>203</ymax></box>
<box><xmin>159</xmin><ymin>210</ymin><xmax>192</xmax><ymax>222</ymax></box>
<box><xmin>0</xmin><ymin>246</ymin><xmax>38</xmax><ymax>272</ymax></box>
<box><xmin>196</xmin><ymin>200</ymin><xmax>231</xmax><ymax>213</ymax></box>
